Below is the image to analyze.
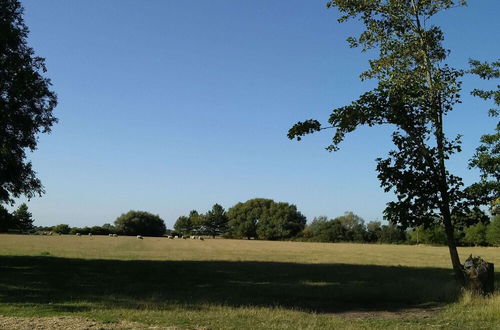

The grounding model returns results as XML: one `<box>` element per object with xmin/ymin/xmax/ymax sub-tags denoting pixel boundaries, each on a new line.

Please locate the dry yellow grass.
<box><xmin>0</xmin><ymin>234</ymin><xmax>498</xmax><ymax>269</ymax></box>
<box><xmin>0</xmin><ymin>234</ymin><xmax>498</xmax><ymax>329</ymax></box>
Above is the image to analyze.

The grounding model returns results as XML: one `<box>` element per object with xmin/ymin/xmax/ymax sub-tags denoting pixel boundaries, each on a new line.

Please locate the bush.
<box><xmin>114</xmin><ymin>210</ymin><xmax>166</xmax><ymax>237</ymax></box>
<box><xmin>52</xmin><ymin>224</ymin><xmax>71</xmax><ymax>234</ymax></box>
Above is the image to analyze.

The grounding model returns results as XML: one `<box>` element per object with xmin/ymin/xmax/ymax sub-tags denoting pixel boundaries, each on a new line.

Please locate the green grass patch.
<box><xmin>0</xmin><ymin>235</ymin><xmax>498</xmax><ymax>329</ymax></box>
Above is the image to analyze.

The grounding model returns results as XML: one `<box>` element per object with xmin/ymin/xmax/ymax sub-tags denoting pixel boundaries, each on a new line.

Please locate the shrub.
<box><xmin>52</xmin><ymin>224</ymin><xmax>71</xmax><ymax>234</ymax></box>
<box><xmin>114</xmin><ymin>210</ymin><xmax>166</xmax><ymax>237</ymax></box>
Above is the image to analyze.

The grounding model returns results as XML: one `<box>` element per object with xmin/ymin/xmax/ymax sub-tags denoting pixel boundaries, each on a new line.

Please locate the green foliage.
<box><xmin>288</xmin><ymin>1</ymin><xmax>473</xmax><ymax>229</ymax></box>
<box><xmin>378</xmin><ymin>224</ymin><xmax>407</xmax><ymax>244</ymax></box>
<box><xmin>287</xmin><ymin>0</ymin><xmax>474</xmax><ymax>279</ymax></box>
<box><xmin>173</xmin><ymin>216</ymin><xmax>191</xmax><ymax>236</ymax></box>
<box><xmin>52</xmin><ymin>224</ymin><xmax>70</xmax><ymax>235</ymax></box>
<box><xmin>0</xmin><ymin>0</ymin><xmax>58</xmax><ymax>205</ymax></box>
<box><xmin>227</xmin><ymin>198</ymin><xmax>306</xmax><ymax>240</ymax></box>
<box><xmin>302</xmin><ymin>216</ymin><xmax>334</xmax><ymax>242</ymax></box>
<box><xmin>467</xmin><ymin>59</ymin><xmax>500</xmax><ymax>212</ymax></box>
<box><xmin>462</xmin><ymin>222</ymin><xmax>488</xmax><ymax>246</ymax></box>
<box><xmin>365</xmin><ymin>221</ymin><xmax>382</xmax><ymax>242</ymax></box>
<box><xmin>408</xmin><ymin>225</ymin><xmax>447</xmax><ymax>245</ymax></box>
<box><xmin>114</xmin><ymin>210</ymin><xmax>166</xmax><ymax>237</ymax></box>
<box><xmin>12</xmin><ymin>203</ymin><xmax>33</xmax><ymax>231</ymax></box>
<box><xmin>335</xmin><ymin>212</ymin><xmax>366</xmax><ymax>242</ymax></box>
<box><xmin>174</xmin><ymin>210</ymin><xmax>202</xmax><ymax>236</ymax></box>
<box><xmin>0</xmin><ymin>205</ymin><xmax>14</xmax><ymax>232</ymax></box>
<box><xmin>200</xmin><ymin>204</ymin><xmax>229</xmax><ymax>237</ymax></box>
<box><xmin>486</xmin><ymin>215</ymin><xmax>500</xmax><ymax>245</ymax></box>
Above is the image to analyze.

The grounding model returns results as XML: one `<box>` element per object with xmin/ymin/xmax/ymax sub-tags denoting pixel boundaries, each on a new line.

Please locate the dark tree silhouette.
<box><xmin>0</xmin><ymin>0</ymin><xmax>58</xmax><ymax>205</ymax></box>
<box><xmin>114</xmin><ymin>210</ymin><xmax>166</xmax><ymax>237</ymax></box>
<box><xmin>12</xmin><ymin>203</ymin><xmax>34</xmax><ymax>231</ymax></box>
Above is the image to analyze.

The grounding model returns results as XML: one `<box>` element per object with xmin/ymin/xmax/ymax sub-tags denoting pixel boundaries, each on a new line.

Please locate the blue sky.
<box><xmin>16</xmin><ymin>0</ymin><xmax>500</xmax><ymax>228</ymax></box>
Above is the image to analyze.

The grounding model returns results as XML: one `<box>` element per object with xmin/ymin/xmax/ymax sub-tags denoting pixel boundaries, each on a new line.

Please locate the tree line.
<box><xmin>2</xmin><ymin>198</ymin><xmax>499</xmax><ymax>246</ymax></box>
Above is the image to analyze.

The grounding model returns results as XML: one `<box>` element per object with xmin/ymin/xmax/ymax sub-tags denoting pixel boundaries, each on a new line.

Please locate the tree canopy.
<box><xmin>174</xmin><ymin>210</ymin><xmax>202</xmax><ymax>236</ymax></box>
<box><xmin>227</xmin><ymin>198</ymin><xmax>306</xmax><ymax>240</ymax></box>
<box><xmin>114</xmin><ymin>210</ymin><xmax>166</xmax><ymax>237</ymax></box>
<box><xmin>201</xmin><ymin>204</ymin><xmax>229</xmax><ymax>238</ymax></box>
<box><xmin>288</xmin><ymin>0</ymin><xmax>473</xmax><ymax>282</ymax></box>
<box><xmin>12</xmin><ymin>203</ymin><xmax>33</xmax><ymax>231</ymax></box>
<box><xmin>0</xmin><ymin>0</ymin><xmax>58</xmax><ymax>205</ymax></box>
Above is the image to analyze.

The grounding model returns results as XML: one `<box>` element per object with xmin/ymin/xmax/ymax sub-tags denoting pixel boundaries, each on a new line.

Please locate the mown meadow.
<box><xmin>0</xmin><ymin>234</ymin><xmax>498</xmax><ymax>329</ymax></box>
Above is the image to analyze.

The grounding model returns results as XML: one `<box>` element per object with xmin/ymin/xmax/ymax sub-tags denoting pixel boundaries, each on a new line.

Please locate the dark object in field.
<box><xmin>462</xmin><ymin>255</ymin><xmax>494</xmax><ymax>295</ymax></box>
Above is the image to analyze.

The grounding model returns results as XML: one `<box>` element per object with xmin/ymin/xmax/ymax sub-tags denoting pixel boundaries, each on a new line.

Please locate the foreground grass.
<box><xmin>0</xmin><ymin>234</ymin><xmax>498</xmax><ymax>329</ymax></box>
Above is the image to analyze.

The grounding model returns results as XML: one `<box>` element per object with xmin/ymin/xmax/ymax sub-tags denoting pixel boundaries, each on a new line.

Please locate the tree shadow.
<box><xmin>0</xmin><ymin>256</ymin><xmax>490</xmax><ymax>314</ymax></box>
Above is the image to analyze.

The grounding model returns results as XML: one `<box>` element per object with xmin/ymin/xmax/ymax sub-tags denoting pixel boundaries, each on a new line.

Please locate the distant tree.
<box><xmin>89</xmin><ymin>225</ymin><xmax>115</xmax><ymax>235</ymax></box>
<box><xmin>173</xmin><ymin>215</ymin><xmax>193</xmax><ymax>236</ymax></box>
<box><xmin>69</xmin><ymin>226</ymin><xmax>91</xmax><ymax>235</ymax></box>
<box><xmin>227</xmin><ymin>199</ymin><xmax>264</xmax><ymax>239</ymax></box>
<box><xmin>486</xmin><ymin>215</ymin><xmax>500</xmax><ymax>245</ymax></box>
<box><xmin>302</xmin><ymin>216</ymin><xmax>329</xmax><ymax>240</ymax></box>
<box><xmin>304</xmin><ymin>214</ymin><xmax>367</xmax><ymax>243</ymax></box>
<box><xmin>12</xmin><ymin>203</ymin><xmax>33</xmax><ymax>231</ymax></box>
<box><xmin>101</xmin><ymin>223</ymin><xmax>116</xmax><ymax>234</ymax></box>
<box><xmin>0</xmin><ymin>205</ymin><xmax>14</xmax><ymax>232</ymax></box>
<box><xmin>0</xmin><ymin>0</ymin><xmax>58</xmax><ymax>206</ymax></box>
<box><xmin>227</xmin><ymin>198</ymin><xmax>306</xmax><ymax>240</ymax></box>
<box><xmin>336</xmin><ymin>212</ymin><xmax>366</xmax><ymax>242</ymax></box>
<box><xmin>52</xmin><ymin>224</ymin><xmax>70</xmax><ymax>235</ymax></box>
<box><xmin>462</xmin><ymin>222</ymin><xmax>488</xmax><ymax>246</ymax></box>
<box><xmin>188</xmin><ymin>210</ymin><xmax>205</xmax><ymax>235</ymax></box>
<box><xmin>201</xmin><ymin>204</ymin><xmax>229</xmax><ymax>238</ymax></box>
<box><xmin>257</xmin><ymin>202</ymin><xmax>306</xmax><ymax>240</ymax></box>
<box><xmin>379</xmin><ymin>224</ymin><xmax>407</xmax><ymax>244</ymax></box>
<box><xmin>322</xmin><ymin>219</ymin><xmax>347</xmax><ymax>242</ymax></box>
<box><xmin>409</xmin><ymin>225</ymin><xmax>447</xmax><ymax>245</ymax></box>
<box><xmin>288</xmin><ymin>0</ymin><xmax>473</xmax><ymax>283</ymax></box>
<box><xmin>365</xmin><ymin>221</ymin><xmax>382</xmax><ymax>243</ymax></box>
<box><xmin>114</xmin><ymin>210</ymin><xmax>166</xmax><ymax>237</ymax></box>
<box><xmin>174</xmin><ymin>210</ymin><xmax>203</xmax><ymax>236</ymax></box>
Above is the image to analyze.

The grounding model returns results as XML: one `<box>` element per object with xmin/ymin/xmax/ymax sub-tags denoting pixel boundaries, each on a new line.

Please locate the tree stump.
<box><xmin>463</xmin><ymin>255</ymin><xmax>495</xmax><ymax>295</ymax></box>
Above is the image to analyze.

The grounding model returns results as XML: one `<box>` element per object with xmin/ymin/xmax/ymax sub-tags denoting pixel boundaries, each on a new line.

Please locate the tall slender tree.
<box><xmin>288</xmin><ymin>0</ymin><xmax>472</xmax><ymax>283</ymax></box>
<box><xmin>0</xmin><ymin>0</ymin><xmax>58</xmax><ymax>205</ymax></box>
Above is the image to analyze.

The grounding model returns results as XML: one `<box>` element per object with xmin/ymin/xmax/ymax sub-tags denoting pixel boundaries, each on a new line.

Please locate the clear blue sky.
<box><xmin>16</xmin><ymin>0</ymin><xmax>500</xmax><ymax>228</ymax></box>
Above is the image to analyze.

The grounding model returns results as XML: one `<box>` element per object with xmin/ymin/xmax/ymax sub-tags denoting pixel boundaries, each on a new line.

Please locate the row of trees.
<box><xmin>174</xmin><ymin>200</ymin><xmax>500</xmax><ymax>245</ymax></box>
<box><xmin>12</xmin><ymin>210</ymin><xmax>167</xmax><ymax>237</ymax></box>
<box><xmin>174</xmin><ymin>199</ymin><xmax>306</xmax><ymax>240</ymax></box>
<box><xmin>303</xmin><ymin>213</ymin><xmax>500</xmax><ymax>246</ymax></box>
<box><xmin>3</xmin><ymin>199</ymin><xmax>498</xmax><ymax>246</ymax></box>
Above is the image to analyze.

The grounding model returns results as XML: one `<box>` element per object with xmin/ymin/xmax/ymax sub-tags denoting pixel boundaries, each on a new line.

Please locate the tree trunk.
<box><xmin>412</xmin><ymin>4</ymin><xmax>465</xmax><ymax>284</ymax></box>
<box><xmin>442</xmin><ymin>209</ymin><xmax>466</xmax><ymax>285</ymax></box>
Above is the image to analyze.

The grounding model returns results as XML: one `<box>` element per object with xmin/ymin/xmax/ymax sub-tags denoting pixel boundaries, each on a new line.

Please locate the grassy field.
<box><xmin>0</xmin><ymin>234</ymin><xmax>498</xmax><ymax>329</ymax></box>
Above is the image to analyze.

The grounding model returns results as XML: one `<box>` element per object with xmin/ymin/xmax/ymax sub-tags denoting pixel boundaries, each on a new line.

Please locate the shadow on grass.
<box><xmin>0</xmin><ymin>256</ymin><xmax>486</xmax><ymax>314</ymax></box>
